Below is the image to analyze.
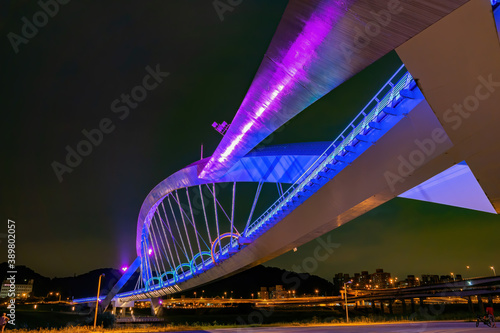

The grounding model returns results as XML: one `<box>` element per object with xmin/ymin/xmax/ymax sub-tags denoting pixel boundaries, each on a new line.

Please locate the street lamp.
<box><xmin>344</xmin><ymin>281</ymin><xmax>353</xmax><ymax>323</ymax></box>
<box><xmin>315</xmin><ymin>289</ymin><xmax>319</xmax><ymax>297</ymax></box>
<box><xmin>450</xmin><ymin>273</ymin><xmax>455</xmax><ymax>281</ymax></box>
<box><xmin>251</xmin><ymin>293</ymin><xmax>254</xmax><ymax>299</ymax></box>
<box><xmin>93</xmin><ymin>273</ymin><xmax>105</xmax><ymax>331</ymax></box>
<box><xmin>491</xmin><ymin>266</ymin><xmax>496</xmax><ymax>276</ymax></box>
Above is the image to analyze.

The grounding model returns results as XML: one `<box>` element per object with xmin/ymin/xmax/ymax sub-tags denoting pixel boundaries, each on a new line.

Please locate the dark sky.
<box><xmin>2</xmin><ymin>1</ymin><xmax>499</xmax><ymax>281</ymax></box>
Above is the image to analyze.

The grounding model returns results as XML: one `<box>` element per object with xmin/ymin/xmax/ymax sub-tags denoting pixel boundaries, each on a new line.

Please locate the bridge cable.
<box><xmin>277</xmin><ymin>182</ymin><xmax>283</xmax><ymax>197</ymax></box>
<box><xmin>243</xmin><ymin>181</ymin><xmax>264</xmax><ymax>236</ymax></box>
<box><xmin>161</xmin><ymin>201</ymin><xmax>184</xmax><ymax>277</ymax></box>
<box><xmin>156</xmin><ymin>206</ymin><xmax>177</xmax><ymax>274</ymax></box>
<box><xmin>170</xmin><ymin>192</ymin><xmax>210</xmax><ymax>250</ymax></box>
<box><xmin>141</xmin><ymin>234</ymin><xmax>152</xmax><ymax>288</ymax></box>
<box><xmin>186</xmin><ymin>188</ymin><xmax>204</xmax><ymax>270</ymax></box>
<box><xmin>151</xmin><ymin>216</ymin><xmax>168</xmax><ymax>276</ymax></box>
<box><xmin>175</xmin><ymin>190</ymin><xmax>195</xmax><ymax>261</ymax></box>
<box><xmin>151</xmin><ymin>214</ymin><xmax>170</xmax><ymax>276</ymax></box>
<box><xmin>199</xmin><ymin>185</ymin><xmax>213</xmax><ymax>247</ymax></box>
<box><xmin>147</xmin><ymin>224</ymin><xmax>164</xmax><ymax>285</ymax></box>
<box><xmin>205</xmin><ymin>184</ymin><xmax>239</xmax><ymax>234</ymax></box>
<box><xmin>152</xmin><ymin>211</ymin><xmax>174</xmax><ymax>273</ymax></box>
<box><xmin>230</xmin><ymin>182</ymin><xmax>236</xmax><ymax>249</ymax></box>
<box><xmin>167</xmin><ymin>194</ymin><xmax>190</xmax><ymax>263</ymax></box>
<box><xmin>212</xmin><ymin>183</ymin><xmax>222</xmax><ymax>259</ymax></box>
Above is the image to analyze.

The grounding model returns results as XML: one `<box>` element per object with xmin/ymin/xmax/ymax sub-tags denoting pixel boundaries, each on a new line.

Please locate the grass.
<box><xmin>6</xmin><ymin>315</ymin><xmax>491</xmax><ymax>332</ymax></box>
<box><xmin>4</xmin><ymin>303</ymin><xmax>495</xmax><ymax>332</ymax></box>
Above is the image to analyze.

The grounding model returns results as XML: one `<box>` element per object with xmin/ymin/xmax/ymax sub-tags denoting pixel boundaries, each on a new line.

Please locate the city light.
<box><xmin>121</xmin><ymin>266</ymin><xmax>128</xmax><ymax>272</ymax></box>
<box><xmin>148</xmin><ymin>248</ymin><xmax>153</xmax><ymax>256</ymax></box>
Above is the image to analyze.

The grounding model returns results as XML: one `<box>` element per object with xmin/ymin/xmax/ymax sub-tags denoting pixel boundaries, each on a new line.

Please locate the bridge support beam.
<box><xmin>388</xmin><ymin>300</ymin><xmax>393</xmax><ymax>315</ymax></box>
<box><xmin>468</xmin><ymin>296</ymin><xmax>474</xmax><ymax>314</ymax></box>
<box><xmin>150</xmin><ymin>298</ymin><xmax>164</xmax><ymax>317</ymax></box>
<box><xmin>102</xmin><ymin>256</ymin><xmax>142</xmax><ymax>311</ymax></box>
<box><xmin>380</xmin><ymin>301</ymin><xmax>384</xmax><ymax>314</ymax></box>
<box><xmin>411</xmin><ymin>298</ymin><xmax>415</xmax><ymax>313</ymax></box>
<box><xmin>477</xmin><ymin>295</ymin><xmax>484</xmax><ymax>314</ymax></box>
<box><xmin>401</xmin><ymin>299</ymin><xmax>407</xmax><ymax>314</ymax></box>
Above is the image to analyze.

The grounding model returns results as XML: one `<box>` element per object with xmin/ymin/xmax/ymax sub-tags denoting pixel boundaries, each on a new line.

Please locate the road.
<box><xmin>166</xmin><ymin>321</ymin><xmax>498</xmax><ymax>333</ymax></box>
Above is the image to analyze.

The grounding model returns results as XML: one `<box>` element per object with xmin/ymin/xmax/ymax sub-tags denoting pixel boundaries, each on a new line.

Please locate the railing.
<box><xmin>245</xmin><ymin>65</ymin><xmax>413</xmax><ymax>237</ymax></box>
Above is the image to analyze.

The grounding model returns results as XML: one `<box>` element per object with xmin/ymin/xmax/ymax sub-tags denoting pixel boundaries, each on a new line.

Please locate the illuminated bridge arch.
<box><xmin>114</xmin><ymin>65</ymin><xmax>418</xmax><ymax>302</ymax></box>
<box><xmin>73</xmin><ymin>2</ymin><xmax>500</xmax><ymax>307</ymax></box>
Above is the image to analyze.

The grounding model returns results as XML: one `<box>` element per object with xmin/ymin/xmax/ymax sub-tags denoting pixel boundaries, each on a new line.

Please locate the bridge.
<box><xmin>74</xmin><ymin>0</ymin><xmax>500</xmax><ymax>315</ymax></box>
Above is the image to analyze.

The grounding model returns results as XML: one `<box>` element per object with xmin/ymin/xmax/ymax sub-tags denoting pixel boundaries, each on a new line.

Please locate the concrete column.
<box><xmin>371</xmin><ymin>300</ymin><xmax>376</xmax><ymax>312</ymax></box>
<box><xmin>388</xmin><ymin>300</ymin><xmax>393</xmax><ymax>315</ymax></box>
<box><xmin>411</xmin><ymin>298</ymin><xmax>415</xmax><ymax>313</ymax></box>
<box><xmin>380</xmin><ymin>301</ymin><xmax>385</xmax><ymax>314</ymax></box>
<box><xmin>477</xmin><ymin>296</ymin><xmax>484</xmax><ymax>314</ymax></box>
<box><xmin>401</xmin><ymin>299</ymin><xmax>407</xmax><ymax>314</ymax></box>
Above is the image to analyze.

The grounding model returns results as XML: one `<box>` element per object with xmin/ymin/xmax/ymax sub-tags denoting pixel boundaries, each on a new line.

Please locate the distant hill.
<box><xmin>0</xmin><ymin>263</ymin><xmax>125</xmax><ymax>299</ymax></box>
<box><xmin>189</xmin><ymin>265</ymin><xmax>334</xmax><ymax>298</ymax></box>
<box><xmin>0</xmin><ymin>263</ymin><xmax>333</xmax><ymax>299</ymax></box>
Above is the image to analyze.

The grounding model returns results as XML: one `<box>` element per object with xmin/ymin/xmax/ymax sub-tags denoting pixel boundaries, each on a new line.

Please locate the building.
<box><xmin>0</xmin><ymin>279</ymin><xmax>34</xmax><ymax>298</ymax></box>
<box><xmin>258</xmin><ymin>287</ymin><xmax>269</xmax><ymax>299</ymax></box>
<box><xmin>421</xmin><ymin>274</ymin><xmax>440</xmax><ymax>285</ymax></box>
<box><xmin>347</xmin><ymin>269</ymin><xmax>392</xmax><ymax>289</ymax></box>
<box><xmin>372</xmin><ymin>269</ymin><xmax>391</xmax><ymax>288</ymax></box>
<box><xmin>398</xmin><ymin>275</ymin><xmax>420</xmax><ymax>288</ymax></box>
<box><xmin>333</xmin><ymin>273</ymin><xmax>350</xmax><ymax>295</ymax></box>
<box><xmin>269</xmin><ymin>285</ymin><xmax>288</xmax><ymax>299</ymax></box>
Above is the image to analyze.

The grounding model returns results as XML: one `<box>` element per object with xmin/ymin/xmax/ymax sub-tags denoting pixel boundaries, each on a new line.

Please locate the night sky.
<box><xmin>2</xmin><ymin>1</ymin><xmax>499</xmax><ymax>281</ymax></box>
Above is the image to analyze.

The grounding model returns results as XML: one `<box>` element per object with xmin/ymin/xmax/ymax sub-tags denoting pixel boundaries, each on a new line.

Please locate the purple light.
<box><xmin>148</xmin><ymin>248</ymin><xmax>153</xmax><ymax>256</ymax></box>
<box><xmin>159</xmin><ymin>299</ymin><xmax>163</xmax><ymax>304</ymax></box>
<box><xmin>121</xmin><ymin>266</ymin><xmax>128</xmax><ymax>272</ymax></box>
<box><xmin>200</xmin><ymin>4</ymin><xmax>339</xmax><ymax>179</ymax></box>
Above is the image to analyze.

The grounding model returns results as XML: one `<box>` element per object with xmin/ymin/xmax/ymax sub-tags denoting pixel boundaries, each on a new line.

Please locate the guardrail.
<box><xmin>244</xmin><ymin>65</ymin><xmax>413</xmax><ymax>238</ymax></box>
